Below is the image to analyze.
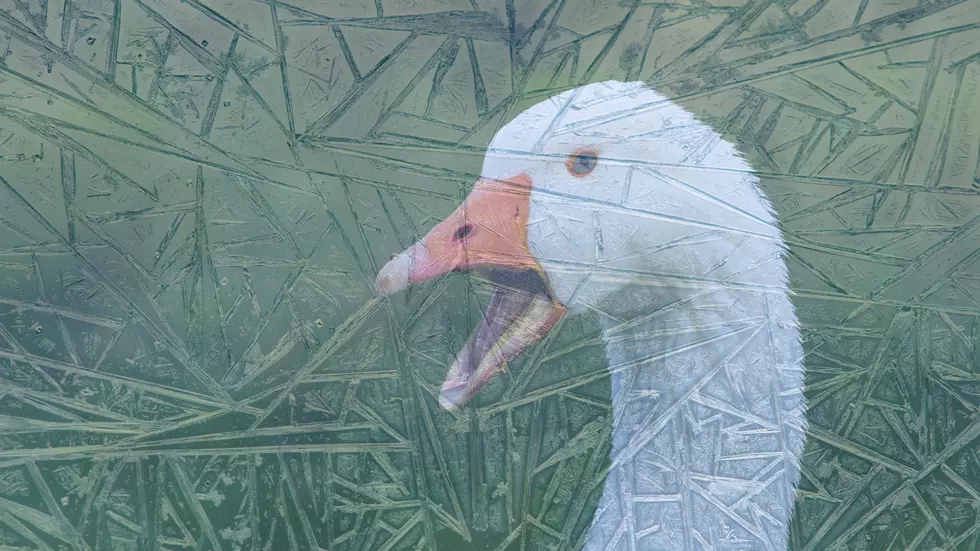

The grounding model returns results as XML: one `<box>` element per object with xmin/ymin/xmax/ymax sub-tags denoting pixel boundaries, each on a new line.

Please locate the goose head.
<box><xmin>375</xmin><ymin>80</ymin><xmax>784</xmax><ymax>411</ymax></box>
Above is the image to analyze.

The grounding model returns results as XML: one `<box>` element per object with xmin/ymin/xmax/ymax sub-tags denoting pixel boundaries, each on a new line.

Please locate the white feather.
<box><xmin>485</xmin><ymin>81</ymin><xmax>806</xmax><ymax>550</ymax></box>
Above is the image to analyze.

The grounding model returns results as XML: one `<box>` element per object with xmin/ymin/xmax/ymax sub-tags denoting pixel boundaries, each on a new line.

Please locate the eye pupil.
<box><xmin>454</xmin><ymin>224</ymin><xmax>474</xmax><ymax>240</ymax></box>
<box><xmin>569</xmin><ymin>151</ymin><xmax>597</xmax><ymax>175</ymax></box>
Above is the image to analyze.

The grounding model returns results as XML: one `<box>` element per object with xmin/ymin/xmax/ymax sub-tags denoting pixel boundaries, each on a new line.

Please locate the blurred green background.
<box><xmin>0</xmin><ymin>0</ymin><xmax>978</xmax><ymax>549</ymax></box>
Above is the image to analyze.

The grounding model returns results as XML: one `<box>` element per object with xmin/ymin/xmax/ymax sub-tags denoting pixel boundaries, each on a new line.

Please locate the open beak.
<box><xmin>375</xmin><ymin>175</ymin><xmax>567</xmax><ymax>410</ymax></box>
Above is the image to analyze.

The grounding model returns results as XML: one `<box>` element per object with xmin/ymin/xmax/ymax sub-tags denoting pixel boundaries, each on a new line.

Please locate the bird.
<box><xmin>375</xmin><ymin>80</ymin><xmax>807</xmax><ymax>551</ymax></box>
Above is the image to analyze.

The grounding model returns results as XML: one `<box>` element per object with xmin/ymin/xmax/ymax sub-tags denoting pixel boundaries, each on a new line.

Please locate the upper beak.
<box><xmin>375</xmin><ymin>175</ymin><xmax>567</xmax><ymax>410</ymax></box>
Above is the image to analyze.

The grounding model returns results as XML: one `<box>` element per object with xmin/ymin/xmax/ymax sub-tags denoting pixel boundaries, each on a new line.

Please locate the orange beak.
<box><xmin>375</xmin><ymin>175</ymin><xmax>567</xmax><ymax>410</ymax></box>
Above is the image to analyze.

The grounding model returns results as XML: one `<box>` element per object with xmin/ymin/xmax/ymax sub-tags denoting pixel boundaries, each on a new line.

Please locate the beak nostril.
<box><xmin>453</xmin><ymin>224</ymin><xmax>474</xmax><ymax>241</ymax></box>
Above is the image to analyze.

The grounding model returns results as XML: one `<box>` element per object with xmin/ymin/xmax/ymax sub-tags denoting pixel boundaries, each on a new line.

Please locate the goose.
<box><xmin>375</xmin><ymin>80</ymin><xmax>806</xmax><ymax>550</ymax></box>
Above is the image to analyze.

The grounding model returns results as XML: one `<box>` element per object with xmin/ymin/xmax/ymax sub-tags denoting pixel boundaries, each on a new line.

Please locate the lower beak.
<box><xmin>437</xmin><ymin>270</ymin><xmax>565</xmax><ymax>410</ymax></box>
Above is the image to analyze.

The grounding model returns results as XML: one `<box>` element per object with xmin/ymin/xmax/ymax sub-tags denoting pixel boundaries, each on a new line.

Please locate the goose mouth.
<box><xmin>376</xmin><ymin>262</ymin><xmax>565</xmax><ymax>411</ymax></box>
<box><xmin>437</xmin><ymin>268</ymin><xmax>564</xmax><ymax>410</ymax></box>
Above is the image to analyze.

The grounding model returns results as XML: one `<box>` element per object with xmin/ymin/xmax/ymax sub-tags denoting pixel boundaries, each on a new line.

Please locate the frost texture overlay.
<box><xmin>0</xmin><ymin>0</ymin><xmax>977</xmax><ymax>550</ymax></box>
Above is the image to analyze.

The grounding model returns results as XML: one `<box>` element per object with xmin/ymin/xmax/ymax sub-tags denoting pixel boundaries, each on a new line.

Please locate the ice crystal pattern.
<box><xmin>0</xmin><ymin>0</ymin><xmax>977</xmax><ymax>549</ymax></box>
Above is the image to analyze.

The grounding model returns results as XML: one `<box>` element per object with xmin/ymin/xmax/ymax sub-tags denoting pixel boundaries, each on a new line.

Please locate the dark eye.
<box><xmin>567</xmin><ymin>149</ymin><xmax>598</xmax><ymax>176</ymax></box>
<box><xmin>453</xmin><ymin>223</ymin><xmax>474</xmax><ymax>241</ymax></box>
